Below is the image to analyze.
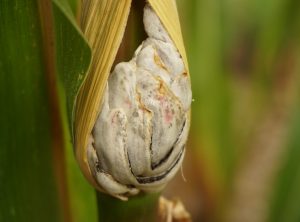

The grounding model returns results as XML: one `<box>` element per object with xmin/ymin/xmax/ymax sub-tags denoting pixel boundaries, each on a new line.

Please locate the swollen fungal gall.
<box><xmin>87</xmin><ymin>4</ymin><xmax>192</xmax><ymax>200</ymax></box>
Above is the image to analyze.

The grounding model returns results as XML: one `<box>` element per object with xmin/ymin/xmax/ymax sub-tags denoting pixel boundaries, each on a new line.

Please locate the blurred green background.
<box><xmin>162</xmin><ymin>0</ymin><xmax>300</xmax><ymax>221</ymax></box>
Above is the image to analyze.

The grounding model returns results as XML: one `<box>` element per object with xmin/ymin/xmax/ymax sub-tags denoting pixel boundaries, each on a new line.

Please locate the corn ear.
<box><xmin>74</xmin><ymin>0</ymin><xmax>190</xmax><ymax>192</ymax></box>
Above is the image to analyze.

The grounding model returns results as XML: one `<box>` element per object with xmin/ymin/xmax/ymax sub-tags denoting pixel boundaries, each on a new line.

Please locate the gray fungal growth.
<box><xmin>87</xmin><ymin>4</ymin><xmax>192</xmax><ymax>200</ymax></box>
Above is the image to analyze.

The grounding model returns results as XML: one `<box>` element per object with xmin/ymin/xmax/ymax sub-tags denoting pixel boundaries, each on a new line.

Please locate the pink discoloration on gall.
<box><xmin>164</xmin><ymin>107</ymin><xmax>173</xmax><ymax>123</ymax></box>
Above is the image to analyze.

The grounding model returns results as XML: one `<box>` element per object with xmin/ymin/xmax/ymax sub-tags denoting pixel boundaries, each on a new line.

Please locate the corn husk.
<box><xmin>75</xmin><ymin>0</ymin><xmax>189</xmax><ymax>189</ymax></box>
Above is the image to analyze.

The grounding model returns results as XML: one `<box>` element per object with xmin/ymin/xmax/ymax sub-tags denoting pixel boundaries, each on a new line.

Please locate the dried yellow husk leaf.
<box><xmin>75</xmin><ymin>0</ymin><xmax>190</xmax><ymax>191</ymax></box>
<box><xmin>75</xmin><ymin>0</ymin><xmax>132</xmax><ymax>188</ymax></box>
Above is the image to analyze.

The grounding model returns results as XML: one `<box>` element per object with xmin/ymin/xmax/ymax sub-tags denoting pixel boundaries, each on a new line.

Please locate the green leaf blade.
<box><xmin>0</xmin><ymin>0</ymin><xmax>62</xmax><ymax>221</ymax></box>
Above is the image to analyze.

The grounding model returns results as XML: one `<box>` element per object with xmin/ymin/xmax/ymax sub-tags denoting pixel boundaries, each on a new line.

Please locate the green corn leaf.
<box><xmin>51</xmin><ymin>0</ymin><xmax>97</xmax><ymax>222</ymax></box>
<box><xmin>0</xmin><ymin>0</ymin><xmax>96</xmax><ymax>221</ymax></box>
<box><xmin>0</xmin><ymin>0</ymin><xmax>63</xmax><ymax>221</ymax></box>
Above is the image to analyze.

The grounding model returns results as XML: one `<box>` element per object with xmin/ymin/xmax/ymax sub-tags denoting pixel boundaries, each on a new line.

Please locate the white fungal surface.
<box><xmin>87</xmin><ymin>4</ymin><xmax>192</xmax><ymax>200</ymax></box>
